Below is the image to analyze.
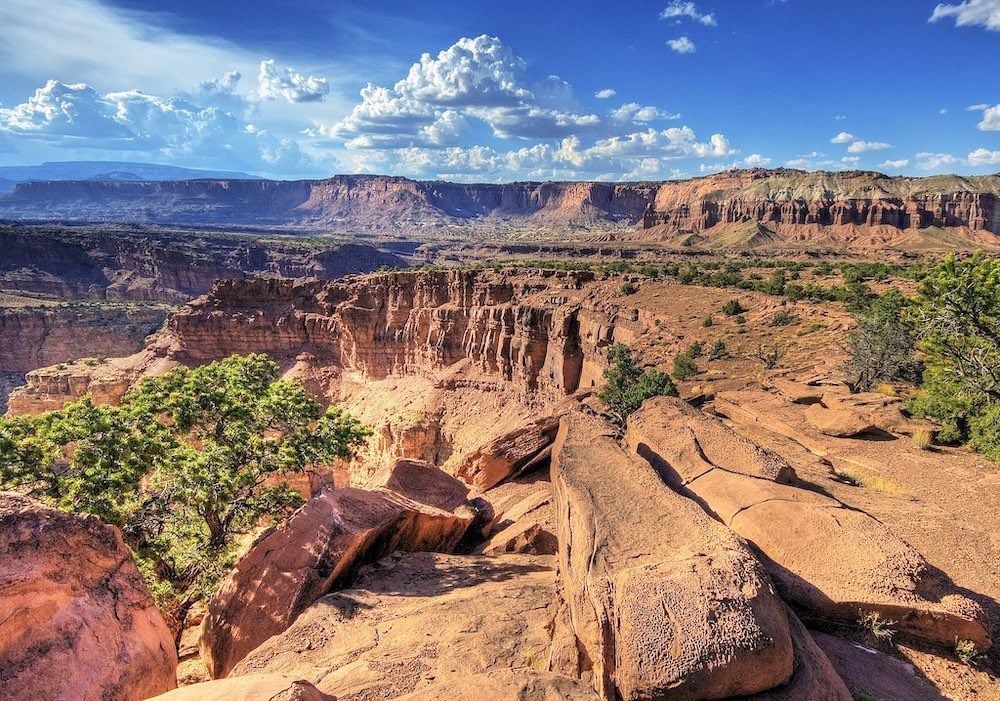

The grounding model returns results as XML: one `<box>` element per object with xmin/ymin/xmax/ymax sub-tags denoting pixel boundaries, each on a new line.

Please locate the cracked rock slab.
<box><xmin>552</xmin><ymin>409</ymin><xmax>794</xmax><ymax>701</ymax></box>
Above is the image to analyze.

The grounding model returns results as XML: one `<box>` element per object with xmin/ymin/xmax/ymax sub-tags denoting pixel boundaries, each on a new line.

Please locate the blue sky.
<box><xmin>0</xmin><ymin>0</ymin><xmax>998</xmax><ymax>180</ymax></box>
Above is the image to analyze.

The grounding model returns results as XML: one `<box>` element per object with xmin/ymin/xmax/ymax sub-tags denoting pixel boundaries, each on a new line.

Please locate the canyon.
<box><xmin>4</xmin><ymin>267</ymin><xmax>1000</xmax><ymax>700</ymax></box>
<box><xmin>2</xmin><ymin>168</ymin><xmax>999</xmax><ymax>248</ymax></box>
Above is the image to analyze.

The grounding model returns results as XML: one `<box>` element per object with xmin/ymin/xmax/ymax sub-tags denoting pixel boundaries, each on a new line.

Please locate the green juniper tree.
<box><xmin>597</xmin><ymin>343</ymin><xmax>677</xmax><ymax>424</ymax></box>
<box><xmin>0</xmin><ymin>353</ymin><xmax>370</xmax><ymax>641</ymax></box>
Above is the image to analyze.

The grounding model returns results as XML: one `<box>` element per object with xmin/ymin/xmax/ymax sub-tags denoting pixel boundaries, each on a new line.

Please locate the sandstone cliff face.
<box><xmin>3</xmin><ymin>169</ymin><xmax>999</xmax><ymax>245</ymax></box>
<box><xmin>0</xmin><ymin>224</ymin><xmax>407</xmax><ymax>303</ymax></box>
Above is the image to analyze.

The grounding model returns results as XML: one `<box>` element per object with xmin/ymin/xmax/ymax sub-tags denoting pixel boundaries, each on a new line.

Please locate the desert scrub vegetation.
<box><xmin>857</xmin><ymin>611</ymin><xmax>897</xmax><ymax>645</ymax></box>
<box><xmin>598</xmin><ymin>343</ymin><xmax>677</xmax><ymax>424</ymax></box>
<box><xmin>954</xmin><ymin>638</ymin><xmax>985</xmax><ymax>666</ymax></box>
<box><xmin>841</xmin><ymin>288</ymin><xmax>922</xmax><ymax>393</ymax></box>
<box><xmin>0</xmin><ymin>353</ymin><xmax>371</xmax><ymax>643</ymax></box>
<box><xmin>721</xmin><ymin>298</ymin><xmax>746</xmax><ymax>316</ymax></box>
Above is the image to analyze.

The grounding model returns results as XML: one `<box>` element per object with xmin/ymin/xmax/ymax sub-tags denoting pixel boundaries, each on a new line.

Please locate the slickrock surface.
<box><xmin>552</xmin><ymin>409</ymin><xmax>795</xmax><ymax>701</ymax></box>
<box><xmin>231</xmin><ymin>552</ymin><xmax>564</xmax><ymax>699</ymax></box>
<box><xmin>0</xmin><ymin>492</ymin><xmax>177</xmax><ymax>701</ymax></box>
<box><xmin>450</xmin><ymin>414</ymin><xmax>559</xmax><ymax>491</ymax></box>
<box><xmin>146</xmin><ymin>674</ymin><xmax>333</xmax><ymax>701</ymax></box>
<box><xmin>392</xmin><ymin>670</ymin><xmax>600</xmax><ymax>700</ymax></box>
<box><xmin>199</xmin><ymin>459</ymin><xmax>475</xmax><ymax>678</ymax></box>
<box><xmin>627</xmin><ymin>397</ymin><xmax>990</xmax><ymax>650</ymax></box>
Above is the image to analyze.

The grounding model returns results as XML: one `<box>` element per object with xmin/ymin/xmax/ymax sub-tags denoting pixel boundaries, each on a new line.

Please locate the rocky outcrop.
<box><xmin>199</xmin><ymin>459</ymin><xmax>476</xmax><ymax>678</ymax></box>
<box><xmin>637</xmin><ymin>168</ymin><xmax>1000</xmax><ymax>242</ymax></box>
<box><xmin>231</xmin><ymin>552</ymin><xmax>569</xmax><ymax>698</ymax></box>
<box><xmin>0</xmin><ymin>492</ymin><xmax>177</xmax><ymax>701</ymax></box>
<box><xmin>477</xmin><ymin>475</ymin><xmax>558</xmax><ymax>556</ymax></box>
<box><xmin>626</xmin><ymin>397</ymin><xmax>991</xmax><ymax>650</ymax></box>
<box><xmin>146</xmin><ymin>675</ymin><xmax>333</xmax><ymax>701</ymax></box>
<box><xmin>450</xmin><ymin>414</ymin><xmax>560</xmax><ymax>491</ymax></box>
<box><xmin>552</xmin><ymin>409</ymin><xmax>795</xmax><ymax>701</ymax></box>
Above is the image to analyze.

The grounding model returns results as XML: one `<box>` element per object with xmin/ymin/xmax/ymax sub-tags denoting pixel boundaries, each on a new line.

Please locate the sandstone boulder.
<box><xmin>199</xmin><ymin>460</ymin><xmax>475</xmax><ymax>678</ymax></box>
<box><xmin>477</xmin><ymin>475</ymin><xmax>557</xmax><ymax>555</ymax></box>
<box><xmin>450</xmin><ymin>414</ymin><xmax>559</xmax><ymax>491</ymax></box>
<box><xmin>627</xmin><ymin>398</ymin><xmax>990</xmax><ymax>651</ymax></box>
<box><xmin>232</xmin><ymin>552</ymin><xmax>562</xmax><ymax>698</ymax></box>
<box><xmin>552</xmin><ymin>409</ymin><xmax>795</xmax><ymax>701</ymax></box>
<box><xmin>737</xmin><ymin>608</ymin><xmax>851</xmax><ymax>701</ymax></box>
<box><xmin>145</xmin><ymin>674</ymin><xmax>332</xmax><ymax>701</ymax></box>
<box><xmin>804</xmin><ymin>403</ymin><xmax>874</xmax><ymax>437</ymax></box>
<box><xmin>0</xmin><ymin>492</ymin><xmax>177</xmax><ymax>701</ymax></box>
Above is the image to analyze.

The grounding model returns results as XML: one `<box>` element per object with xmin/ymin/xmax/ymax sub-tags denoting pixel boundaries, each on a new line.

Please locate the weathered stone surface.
<box><xmin>232</xmin><ymin>552</ymin><xmax>562</xmax><ymax>699</ymax></box>
<box><xmin>626</xmin><ymin>396</ymin><xmax>796</xmax><ymax>486</ymax></box>
<box><xmin>552</xmin><ymin>409</ymin><xmax>794</xmax><ymax>701</ymax></box>
<box><xmin>475</xmin><ymin>475</ymin><xmax>557</xmax><ymax>553</ymax></box>
<box><xmin>450</xmin><ymin>414</ymin><xmax>559</xmax><ymax>491</ymax></box>
<box><xmin>392</xmin><ymin>670</ymin><xmax>600</xmax><ymax>700</ymax></box>
<box><xmin>146</xmin><ymin>674</ymin><xmax>333</xmax><ymax>701</ymax></box>
<box><xmin>735</xmin><ymin>608</ymin><xmax>851</xmax><ymax>701</ymax></box>
<box><xmin>0</xmin><ymin>492</ymin><xmax>177</xmax><ymax>701</ymax></box>
<box><xmin>199</xmin><ymin>461</ymin><xmax>475</xmax><ymax>679</ymax></box>
<box><xmin>627</xmin><ymin>398</ymin><xmax>991</xmax><ymax>651</ymax></box>
<box><xmin>804</xmin><ymin>403</ymin><xmax>874</xmax><ymax>437</ymax></box>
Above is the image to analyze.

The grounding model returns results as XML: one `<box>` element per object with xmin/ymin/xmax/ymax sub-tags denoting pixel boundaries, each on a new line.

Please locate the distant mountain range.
<box><xmin>0</xmin><ymin>161</ymin><xmax>261</xmax><ymax>193</ymax></box>
<box><xmin>0</xmin><ymin>167</ymin><xmax>998</xmax><ymax>250</ymax></box>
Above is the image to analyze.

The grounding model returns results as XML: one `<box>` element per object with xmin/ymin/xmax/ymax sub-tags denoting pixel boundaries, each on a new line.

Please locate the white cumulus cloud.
<box><xmin>660</xmin><ymin>1</ymin><xmax>717</xmax><ymax>26</ymax></box>
<box><xmin>667</xmin><ymin>36</ymin><xmax>697</xmax><ymax>53</ymax></box>
<box><xmin>847</xmin><ymin>140</ymin><xmax>892</xmax><ymax>153</ymax></box>
<box><xmin>257</xmin><ymin>60</ymin><xmax>329</xmax><ymax>103</ymax></box>
<box><xmin>968</xmin><ymin>103</ymin><xmax>1000</xmax><ymax>130</ymax></box>
<box><xmin>594</xmin><ymin>88</ymin><xmax>617</xmax><ymax>99</ymax></box>
<box><xmin>930</xmin><ymin>0</ymin><xmax>1000</xmax><ymax>30</ymax></box>
<box><xmin>967</xmin><ymin>148</ymin><xmax>1000</xmax><ymax>165</ymax></box>
<box><xmin>0</xmin><ymin>78</ymin><xmax>322</xmax><ymax>175</ymax></box>
<box><xmin>878</xmin><ymin>159</ymin><xmax>910</xmax><ymax>169</ymax></box>
<box><xmin>830</xmin><ymin>131</ymin><xmax>855</xmax><ymax>143</ymax></box>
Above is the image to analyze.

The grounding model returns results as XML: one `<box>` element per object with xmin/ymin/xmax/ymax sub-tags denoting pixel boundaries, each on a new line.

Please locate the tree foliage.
<box><xmin>597</xmin><ymin>344</ymin><xmax>677</xmax><ymax>424</ymax></box>
<box><xmin>0</xmin><ymin>354</ymin><xmax>371</xmax><ymax>634</ymax></box>
<box><xmin>907</xmin><ymin>253</ymin><xmax>1000</xmax><ymax>452</ymax></box>
<box><xmin>841</xmin><ymin>288</ymin><xmax>921</xmax><ymax>393</ymax></box>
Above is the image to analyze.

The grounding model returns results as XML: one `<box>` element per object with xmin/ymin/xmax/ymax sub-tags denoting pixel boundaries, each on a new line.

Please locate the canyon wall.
<box><xmin>2</xmin><ymin>169</ymin><xmax>999</xmax><ymax>246</ymax></box>
<box><xmin>0</xmin><ymin>224</ymin><xmax>407</xmax><ymax>302</ymax></box>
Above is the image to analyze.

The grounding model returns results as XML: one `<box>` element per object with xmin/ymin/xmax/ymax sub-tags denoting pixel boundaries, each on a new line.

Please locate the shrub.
<box><xmin>672</xmin><ymin>352</ymin><xmax>699</xmax><ymax>380</ymax></box>
<box><xmin>620</xmin><ymin>282</ymin><xmax>638</xmax><ymax>295</ymax></box>
<box><xmin>722</xmin><ymin>299</ymin><xmax>746</xmax><ymax>316</ymax></box>
<box><xmin>734</xmin><ymin>314</ymin><xmax>747</xmax><ymax>325</ymax></box>
<box><xmin>755</xmin><ymin>343</ymin><xmax>785</xmax><ymax>370</ymax></box>
<box><xmin>954</xmin><ymin>639</ymin><xmax>985</xmax><ymax>666</ymax></box>
<box><xmin>702</xmin><ymin>315</ymin><xmax>714</xmax><ymax>328</ymax></box>
<box><xmin>684</xmin><ymin>341</ymin><xmax>704</xmax><ymax>358</ymax></box>
<box><xmin>768</xmin><ymin>310</ymin><xmax>797</xmax><ymax>326</ymax></box>
<box><xmin>858</xmin><ymin>611</ymin><xmax>896</xmax><ymax>644</ymax></box>
<box><xmin>597</xmin><ymin>344</ymin><xmax>677</xmax><ymax>424</ymax></box>
<box><xmin>708</xmin><ymin>340</ymin><xmax>729</xmax><ymax>360</ymax></box>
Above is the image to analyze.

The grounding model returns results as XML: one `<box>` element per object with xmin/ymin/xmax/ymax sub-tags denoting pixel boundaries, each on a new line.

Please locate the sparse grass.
<box><xmin>836</xmin><ymin>469</ymin><xmax>901</xmax><ymax>493</ymax></box>
<box><xmin>804</xmin><ymin>322</ymin><xmax>827</xmax><ymax>334</ymax></box>
<box><xmin>911</xmin><ymin>427</ymin><xmax>935</xmax><ymax>451</ymax></box>
<box><xmin>734</xmin><ymin>314</ymin><xmax>747</xmax><ymax>325</ymax></box>
<box><xmin>954</xmin><ymin>638</ymin><xmax>985</xmax><ymax>666</ymax></box>
<box><xmin>858</xmin><ymin>611</ymin><xmax>897</xmax><ymax>645</ymax></box>
<box><xmin>875</xmin><ymin>383</ymin><xmax>898</xmax><ymax>396</ymax></box>
<box><xmin>852</xmin><ymin>693</ymin><xmax>877</xmax><ymax>701</ymax></box>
